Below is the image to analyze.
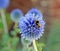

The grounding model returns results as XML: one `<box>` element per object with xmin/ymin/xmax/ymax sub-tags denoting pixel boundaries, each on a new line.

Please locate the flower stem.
<box><xmin>0</xmin><ymin>9</ymin><xmax>8</xmax><ymax>34</ymax></box>
<box><xmin>33</xmin><ymin>40</ymin><xmax>38</xmax><ymax>51</ymax></box>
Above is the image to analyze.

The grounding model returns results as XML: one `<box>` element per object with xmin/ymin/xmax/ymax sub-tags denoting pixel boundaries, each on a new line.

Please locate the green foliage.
<box><xmin>0</xmin><ymin>33</ymin><xmax>19</xmax><ymax>51</ymax></box>
<box><xmin>43</xmin><ymin>20</ymin><xmax>60</xmax><ymax>51</ymax></box>
<box><xmin>6</xmin><ymin>13</ymin><xmax>12</xmax><ymax>26</ymax></box>
<box><xmin>36</xmin><ymin>41</ymin><xmax>45</xmax><ymax>51</ymax></box>
<box><xmin>0</xmin><ymin>18</ymin><xmax>3</xmax><ymax>28</ymax></box>
<box><xmin>0</xmin><ymin>18</ymin><xmax>4</xmax><ymax>34</ymax></box>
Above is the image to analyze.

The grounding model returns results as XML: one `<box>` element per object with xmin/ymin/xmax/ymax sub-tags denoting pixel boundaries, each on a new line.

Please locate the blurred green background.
<box><xmin>0</xmin><ymin>0</ymin><xmax>60</xmax><ymax>51</ymax></box>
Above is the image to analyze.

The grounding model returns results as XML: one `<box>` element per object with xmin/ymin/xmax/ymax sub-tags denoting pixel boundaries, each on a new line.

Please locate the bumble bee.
<box><xmin>35</xmin><ymin>20</ymin><xmax>41</xmax><ymax>28</ymax></box>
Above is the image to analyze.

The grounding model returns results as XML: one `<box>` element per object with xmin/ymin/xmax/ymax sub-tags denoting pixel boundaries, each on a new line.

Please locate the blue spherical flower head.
<box><xmin>10</xmin><ymin>9</ymin><xmax>23</xmax><ymax>22</ymax></box>
<box><xmin>0</xmin><ymin>0</ymin><xmax>9</xmax><ymax>9</ymax></box>
<box><xmin>18</xmin><ymin>8</ymin><xmax>45</xmax><ymax>41</ymax></box>
<box><xmin>25</xmin><ymin>8</ymin><xmax>43</xmax><ymax>20</ymax></box>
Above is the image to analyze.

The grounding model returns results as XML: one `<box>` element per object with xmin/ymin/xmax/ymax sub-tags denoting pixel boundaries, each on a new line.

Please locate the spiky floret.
<box><xmin>18</xmin><ymin>8</ymin><xmax>45</xmax><ymax>41</ymax></box>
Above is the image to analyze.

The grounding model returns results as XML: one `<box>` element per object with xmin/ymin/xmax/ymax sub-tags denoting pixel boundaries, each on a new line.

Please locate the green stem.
<box><xmin>33</xmin><ymin>40</ymin><xmax>38</xmax><ymax>51</ymax></box>
<box><xmin>0</xmin><ymin>9</ymin><xmax>8</xmax><ymax>34</ymax></box>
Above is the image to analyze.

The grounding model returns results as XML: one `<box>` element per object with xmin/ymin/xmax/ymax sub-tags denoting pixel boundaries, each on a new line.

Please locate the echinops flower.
<box><xmin>10</xmin><ymin>9</ymin><xmax>23</xmax><ymax>22</ymax></box>
<box><xmin>0</xmin><ymin>0</ymin><xmax>9</xmax><ymax>9</ymax></box>
<box><xmin>18</xmin><ymin>8</ymin><xmax>45</xmax><ymax>41</ymax></box>
<box><xmin>25</xmin><ymin>8</ymin><xmax>43</xmax><ymax>21</ymax></box>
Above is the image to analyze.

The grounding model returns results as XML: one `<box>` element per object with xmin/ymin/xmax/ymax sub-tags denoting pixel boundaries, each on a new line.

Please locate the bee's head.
<box><xmin>35</xmin><ymin>20</ymin><xmax>41</xmax><ymax>28</ymax></box>
<box><xmin>35</xmin><ymin>20</ymin><xmax>39</xmax><ymax>24</ymax></box>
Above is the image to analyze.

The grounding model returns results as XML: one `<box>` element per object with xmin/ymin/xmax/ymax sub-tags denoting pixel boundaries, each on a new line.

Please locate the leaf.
<box><xmin>36</xmin><ymin>41</ymin><xmax>45</xmax><ymax>51</ymax></box>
